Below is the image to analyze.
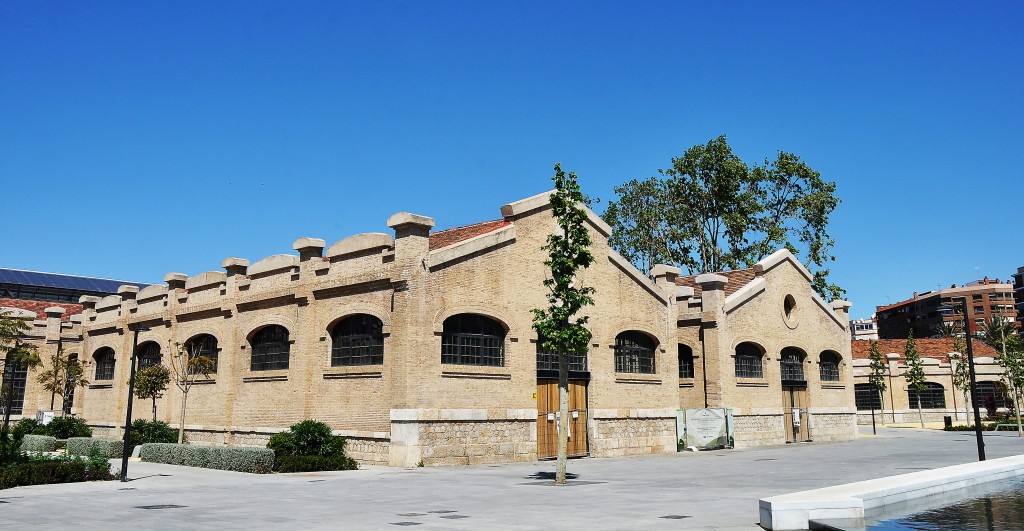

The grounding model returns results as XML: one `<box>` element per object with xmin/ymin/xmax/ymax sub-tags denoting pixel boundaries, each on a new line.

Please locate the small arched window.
<box><xmin>94</xmin><ymin>347</ymin><xmax>116</xmax><ymax>380</ymax></box>
<box><xmin>819</xmin><ymin>351</ymin><xmax>841</xmax><ymax>382</ymax></box>
<box><xmin>331</xmin><ymin>314</ymin><xmax>384</xmax><ymax>367</ymax></box>
<box><xmin>780</xmin><ymin>347</ymin><xmax>805</xmax><ymax>381</ymax></box>
<box><xmin>250</xmin><ymin>325</ymin><xmax>290</xmax><ymax>371</ymax></box>
<box><xmin>909</xmin><ymin>382</ymin><xmax>946</xmax><ymax>409</ymax></box>
<box><xmin>441</xmin><ymin>314</ymin><xmax>505</xmax><ymax>367</ymax></box>
<box><xmin>678</xmin><ymin>344</ymin><xmax>694</xmax><ymax>378</ymax></box>
<box><xmin>735</xmin><ymin>342</ymin><xmax>764</xmax><ymax>378</ymax></box>
<box><xmin>137</xmin><ymin>342</ymin><xmax>161</xmax><ymax>369</ymax></box>
<box><xmin>614</xmin><ymin>331</ymin><xmax>656</xmax><ymax>374</ymax></box>
<box><xmin>63</xmin><ymin>354</ymin><xmax>79</xmax><ymax>413</ymax></box>
<box><xmin>186</xmin><ymin>334</ymin><xmax>219</xmax><ymax>373</ymax></box>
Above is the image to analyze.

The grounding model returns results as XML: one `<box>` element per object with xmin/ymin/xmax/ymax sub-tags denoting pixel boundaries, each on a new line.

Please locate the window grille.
<box><xmin>186</xmin><ymin>334</ymin><xmax>219</xmax><ymax>373</ymax></box>
<box><xmin>735</xmin><ymin>343</ymin><xmax>763</xmax><ymax>378</ymax></box>
<box><xmin>614</xmin><ymin>331</ymin><xmax>656</xmax><ymax>374</ymax></box>
<box><xmin>678</xmin><ymin>344</ymin><xmax>694</xmax><ymax>378</ymax></box>
<box><xmin>536</xmin><ymin>337</ymin><xmax>587</xmax><ymax>372</ymax></box>
<box><xmin>94</xmin><ymin>348</ymin><xmax>116</xmax><ymax>380</ymax></box>
<box><xmin>854</xmin><ymin>383</ymin><xmax>882</xmax><ymax>410</ymax></box>
<box><xmin>137</xmin><ymin>342</ymin><xmax>161</xmax><ymax>369</ymax></box>
<box><xmin>332</xmin><ymin>315</ymin><xmax>384</xmax><ymax>367</ymax></box>
<box><xmin>780</xmin><ymin>348</ymin><xmax>804</xmax><ymax>381</ymax></box>
<box><xmin>441</xmin><ymin>314</ymin><xmax>505</xmax><ymax>367</ymax></box>
<box><xmin>908</xmin><ymin>382</ymin><xmax>946</xmax><ymax>409</ymax></box>
<box><xmin>976</xmin><ymin>381</ymin><xmax>1009</xmax><ymax>409</ymax></box>
<box><xmin>250</xmin><ymin>325</ymin><xmax>290</xmax><ymax>371</ymax></box>
<box><xmin>1</xmin><ymin>357</ymin><xmax>28</xmax><ymax>415</ymax></box>
<box><xmin>63</xmin><ymin>354</ymin><xmax>78</xmax><ymax>413</ymax></box>
<box><xmin>819</xmin><ymin>351</ymin><xmax>841</xmax><ymax>382</ymax></box>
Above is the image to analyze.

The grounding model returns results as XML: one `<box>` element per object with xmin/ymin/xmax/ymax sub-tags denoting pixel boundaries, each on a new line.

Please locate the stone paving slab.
<box><xmin>1</xmin><ymin>427</ymin><xmax>1022</xmax><ymax>530</ymax></box>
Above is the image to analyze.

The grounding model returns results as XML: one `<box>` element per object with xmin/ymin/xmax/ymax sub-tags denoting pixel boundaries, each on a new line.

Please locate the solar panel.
<box><xmin>0</xmin><ymin>268</ymin><xmax>151</xmax><ymax>294</ymax></box>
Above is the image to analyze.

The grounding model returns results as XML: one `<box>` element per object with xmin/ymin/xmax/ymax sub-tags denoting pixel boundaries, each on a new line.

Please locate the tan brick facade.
<box><xmin>6</xmin><ymin>190</ymin><xmax>855</xmax><ymax>466</ymax></box>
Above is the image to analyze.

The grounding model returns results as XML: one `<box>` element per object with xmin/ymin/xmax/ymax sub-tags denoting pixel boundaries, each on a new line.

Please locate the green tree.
<box><xmin>903</xmin><ymin>330</ymin><xmax>927</xmax><ymax>428</ymax></box>
<box><xmin>133</xmin><ymin>364</ymin><xmax>170</xmax><ymax>422</ymax></box>
<box><xmin>1</xmin><ymin>310</ymin><xmax>41</xmax><ymax>442</ymax></box>
<box><xmin>532</xmin><ymin>162</ymin><xmax>595</xmax><ymax>485</ymax></box>
<box><xmin>602</xmin><ymin>135</ymin><xmax>843</xmax><ymax>299</ymax></box>
<box><xmin>940</xmin><ymin>321</ymin><xmax>972</xmax><ymax>422</ymax></box>
<box><xmin>983</xmin><ymin>316</ymin><xmax>1022</xmax><ymax>435</ymax></box>
<box><xmin>36</xmin><ymin>344</ymin><xmax>89</xmax><ymax>416</ymax></box>
<box><xmin>867</xmin><ymin>340</ymin><xmax>887</xmax><ymax>427</ymax></box>
<box><xmin>169</xmin><ymin>342</ymin><xmax>215</xmax><ymax>444</ymax></box>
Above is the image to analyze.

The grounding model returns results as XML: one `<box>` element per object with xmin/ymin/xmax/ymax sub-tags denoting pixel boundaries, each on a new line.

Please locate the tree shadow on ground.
<box><xmin>524</xmin><ymin>472</ymin><xmax>579</xmax><ymax>480</ymax></box>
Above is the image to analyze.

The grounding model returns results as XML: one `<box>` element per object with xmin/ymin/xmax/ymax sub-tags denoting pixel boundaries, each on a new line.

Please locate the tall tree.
<box><xmin>951</xmin><ymin>339</ymin><xmax>972</xmax><ymax>424</ymax></box>
<box><xmin>169</xmin><ymin>342</ymin><xmax>215</xmax><ymax>444</ymax></box>
<box><xmin>603</xmin><ymin>135</ymin><xmax>843</xmax><ymax>299</ymax></box>
<box><xmin>983</xmin><ymin>316</ymin><xmax>1023</xmax><ymax>435</ymax></box>
<box><xmin>903</xmin><ymin>330</ymin><xmax>927</xmax><ymax>428</ymax></box>
<box><xmin>0</xmin><ymin>310</ymin><xmax>41</xmax><ymax>442</ymax></box>
<box><xmin>36</xmin><ymin>344</ymin><xmax>89</xmax><ymax>416</ymax></box>
<box><xmin>867</xmin><ymin>340</ymin><xmax>887</xmax><ymax>429</ymax></box>
<box><xmin>133</xmin><ymin>364</ymin><xmax>170</xmax><ymax>422</ymax></box>
<box><xmin>532</xmin><ymin>162</ymin><xmax>595</xmax><ymax>486</ymax></box>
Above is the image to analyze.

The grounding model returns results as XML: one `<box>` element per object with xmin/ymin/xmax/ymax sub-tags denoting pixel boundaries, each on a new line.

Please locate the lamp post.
<box><xmin>120</xmin><ymin>324</ymin><xmax>149</xmax><ymax>482</ymax></box>
<box><xmin>940</xmin><ymin>298</ymin><xmax>985</xmax><ymax>461</ymax></box>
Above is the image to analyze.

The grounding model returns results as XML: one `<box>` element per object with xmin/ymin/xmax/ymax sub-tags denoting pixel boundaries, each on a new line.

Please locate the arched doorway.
<box><xmin>780</xmin><ymin>347</ymin><xmax>810</xmax><ymax>443</ymax></box>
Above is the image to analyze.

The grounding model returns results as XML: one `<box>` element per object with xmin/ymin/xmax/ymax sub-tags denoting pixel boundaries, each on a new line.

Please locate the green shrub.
<box><xmin>12</xmin><ymin>418</ymin><xmax>43</xmax><ymax>441</ymax></box>
<box><xmin>140</xmin><ymin>444</ymin><xmax>273</xmax><ymax>474</ymax></box>
<box><xmin>44</xmin><ymin>416</ymin><xmax>92</xmax><ymax>439</ymax></box>
<box><xmin>19</xmin><ymin>435</ymin><xmax>57</xmax><ymax>453</ymax></box>
<box><xmin>943</xmin><ymin>422</ymin><xmax>1004</xmax><ymax>431</ymax></box>
<box><xmin>266</xmin><ymin>420</ymin><xmax>357</xmax><ymax>472</ymax></box>
<box><xmin>0</xmin><ymin>453</ymin><xmax>113</xmax><ymax>490</ymax></box>
<box><xmin>67</xmin><ymin>438</ymin><xmax>123</xmax><ymax>459</ymax></box>
<box><xmin>128</xmin><ymin>419</ymin><xmax>180</xmax><ymax>452</ymax></box>
<box><xmin>276</xmin><ymin>454</ymin><xmax>358</xmax><ymax>473</ymax></box>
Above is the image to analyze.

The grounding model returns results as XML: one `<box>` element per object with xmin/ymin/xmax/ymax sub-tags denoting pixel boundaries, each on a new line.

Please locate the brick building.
<box><xmin>876</xmin><ymin>279</ymin><xmax>1018</xmax><ymax>339</ymax></box>
<box><xmin>1013</xmin><ymin>266</ymin><xmax>1024</xmax><ymax>336</ymax></box>
<box><xmin>5</xmin><ymin>191</ymin><xmax>857</xmax><ymax>466</ymax></box>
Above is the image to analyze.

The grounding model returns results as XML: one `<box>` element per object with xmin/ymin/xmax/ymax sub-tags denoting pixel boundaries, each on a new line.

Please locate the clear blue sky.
<box><xmin>2</xmin><ymin>2</ymin><xmax>1021</xmax><ymax>319</ymax></box>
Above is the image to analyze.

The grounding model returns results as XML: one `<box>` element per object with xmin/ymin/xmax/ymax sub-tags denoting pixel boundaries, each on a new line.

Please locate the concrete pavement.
<box><xmin>1</xmin><ymin>426</ymin><xmax>1022</xmax><ymax>530</ymax></box>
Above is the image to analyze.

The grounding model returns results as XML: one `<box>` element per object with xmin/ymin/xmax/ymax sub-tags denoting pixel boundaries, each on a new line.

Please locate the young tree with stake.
<box><xmin>169</xmin><ymin>342</ymin><xmax>215</xmax><ymax>444</ymax></box>
<box><xmin>867</xmin><ymin>340</ymin><xmax>886</xmax><ymax>431</ymax></box>
<box><xmin>903</xmin><ymin>330</ymin><xmax>927</xmax><ymax>428</ymax></box>
<box><xmin>133</xmin><ymin>364</ymin><xmax>170</xmax><ymax>422</ymax></box>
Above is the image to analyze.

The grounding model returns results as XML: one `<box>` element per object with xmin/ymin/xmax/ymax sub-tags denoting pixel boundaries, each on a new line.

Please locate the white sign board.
<box><xmin>682</xmin><ymin>408</ymin><xmax>734</xmax><ymax>450</ymax></box>
<box><xmin>35</xmin><ymin>410</ymin><xmax>55</xmax><ymax>425</ymax></box>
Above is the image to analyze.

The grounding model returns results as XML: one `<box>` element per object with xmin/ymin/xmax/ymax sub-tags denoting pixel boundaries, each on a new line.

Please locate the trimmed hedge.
<box><xmin>276</xmin><ymin>454</ymin><xmax>358</xmax><ymax>473</ymax></box>
<box><xmin>19</xmin><ymin>435</ymin><xmax>57</xmax><ymax>453</ymax></box>
<box><xmin>67</xmin><ymin>438</ymin><xmax>124</xmax><ymax>459</ymax></box>
<box><xmin>140</xmin><ymin>444</ymin><xmax>274</xmax><ymax>474</ymax></box>
<box><xmin>0</xmin><ymin>454</ymin><xmax>114</xmax><ymax>490</ymax></box>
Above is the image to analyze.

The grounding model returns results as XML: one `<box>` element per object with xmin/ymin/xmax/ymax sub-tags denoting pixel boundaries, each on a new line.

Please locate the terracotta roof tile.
<box><xmin>674</xmin><ymin>268</ymin><xmax>757</xmax><ymax>298</ymax></box>
<box><xmin>428</xmin><ymin>219</ymin><xmax>511</xmax><ymax>251</ymax></box>
<box><xmin>851</xmin><ymin>338</ymin><xmax>998</xmax><ymax>361</ymax></box>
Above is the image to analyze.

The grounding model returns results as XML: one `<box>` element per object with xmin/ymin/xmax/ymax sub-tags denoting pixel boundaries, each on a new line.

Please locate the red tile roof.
<box><xmin>428</xmin><ymin>219</ymin><xmax>511</xmax><ymax>251</ymax></box>
<box><xmin>674</xmin><ymin>268</ymin><xmax>757</xmax><ymax>298</ymax></box>
<box><xmin>851</xmin><ymin>338</ymin><xmax>998</xmax><ymax>361</ymax></box>
<box><xmin>0</xmin><ymin>298</ymin><xmax>82</xmax><ymax>321</ymax></box>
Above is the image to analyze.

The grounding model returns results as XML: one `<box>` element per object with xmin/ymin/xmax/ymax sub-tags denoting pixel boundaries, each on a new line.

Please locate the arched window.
<box><xmin>976</xmin><ymin>381</ymin><xmax>1009</xmax><ymax>410</ymax></box>
<box><xmin>63</xmin><ymin>354</ymin><xmax>79</xmax><ymax>414</ymax></box>
<box><xmin>1</xmin><ymin>354</ymin><xmax>28</xmax><ymax>415</ymax></box>
<box><xmin>819</xmin><ymin>351</ymin><xmax>841</xmax><ymax>382</ymax></box>
<box><xmin>331</xmin><ymin>314</ymin><xmax>384</xmax><ymax>367</ymax></box>
<box><xmin>908</xmin><ymin>382</ymin><xmax>946</xmax><ymax>409</ymax></box>
<box><xmin>250</xmin><ymin>325</ymin><xmax>290</xmax><ymax>371</ymax></box>
<box><xmin>94</xmin><ymin>347</ymin><xmax>116</xmax><ymax>380</ymax></box>
<box><xmin>441</xmin><ymin>314</ymin><xmax>505</xmax><ymax>367</ymax></box>
<box><xmin>185</xmin><ymin>334</ymin><xmax>219</xmax><ymax>373</ymax></box>
<box><xmin>614</xmin><ymin>331</ymin><xmax>656</xmax><ymax>374</ymax></box>
<box><xmin>536</xmin><ymin>335</ymin><xmax>588</xmax><ymax>373</ymax></box>
<box><xmin>137</xmin><ymin>342</ymin><xmax>161</xmax><ymax>369</ymax></box>
<box><xmin>780</xmin><ymin>347</ymin><xmax>805</xmax><ymax>381</ymax></box>
<box><xmin>854</xmin><ymin>383</ymin><xmax>883</xmax><ymax>411</ymax></box>
<box><xmin>678</xmin><ymin>344</ymin><xmax>694</xmax><ymax>378</ymax></box>
<box><xmin>735</xmin><ymin>342</ymin><xmax>764</xmax><ymax>378</ymax></box>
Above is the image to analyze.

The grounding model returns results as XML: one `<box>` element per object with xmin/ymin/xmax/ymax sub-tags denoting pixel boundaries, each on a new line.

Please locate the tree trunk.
<box><xmin>964</xmin><ymin>392</ymin><xmax>970</xmax><ymax>427</ymax></box>
<box><xmin>1013</xmin><ymin>386</ymin><xmax>1023</xmax><ymax>437</ymax></box>
<box><xmin>178</xmin><ymin>391</ymin><xmax>188</xmax><ymax>444</ymax></box>
<box><xmin>917</xmin><ymin>396</ymin><xmax>924</xmax><ymax>428</ymax></box>
<box><xmin>152</xmin><ymin>397</ymin><xmax>157</xmax><ymax>422</ymax></box>
<box><xmin>556</xmin><ymin>354</ymin><xmax>569</xmax><ymax>485</ymax></box>
<box><xmin>878</xmin><ymin>389</ymin><xmax>885</xmax><ymax>427</ymax></box>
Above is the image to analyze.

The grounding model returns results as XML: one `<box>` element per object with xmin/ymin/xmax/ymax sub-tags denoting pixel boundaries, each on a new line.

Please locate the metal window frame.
<box><xmin>854</xmin><ymin>384</ymin><xmax>883</xmax><ymax>410</ymax></box>
<box><xmin>331</xmin><ymin>315</ymin><xmax>385</xmax><ymax>367</ymax></box>
<box><xmin>250</xmin><ymin>326</ymin><xmax>291</xmax><ymax>371</ymax></box>
<box><xmin>908</xmin><ymin>382</ymin><xmax>946</xmax><ymax>409</ymax></box>
<box><xmin>94</xmin><ymin>348</ymin><xmax>116</xmax><ymax>381</ymax></box>
<box><xmin>614</xmin><ymin>332</ymin><xmax>656</xmax><ymax>374</ymax></box>
<box><xmin>1</xmin><ymin>359</ymin><xmax>28</xmax><ymax>415</ymax></box>
<box><xmin>187</xmin><ymin>334</ymin><xmax>220</xmax><ymax>373</ymax></box>
<box><xmin>440</xmin><ymin>315</ymin><xmax>506</xmax><ymax>367</ymax></box>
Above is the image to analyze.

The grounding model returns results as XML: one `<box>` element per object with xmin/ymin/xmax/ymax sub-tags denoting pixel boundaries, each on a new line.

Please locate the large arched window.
<box><xmin>819</xmin><ymin>351</ymin><xmax>841</xmax><ymax>382</ymax></box>
<box><xmin>94</xmin><ymin>347</ymin><xmax>116</xmax><ymax>380</ymax></box>
<box><xmin>854</xmin><ymin>383</ymin><xmax>882</xmax><ymax>410</ymax></box>
<box><xmin>2</xmin><ymin>354</ymin><xmax>28</xmax><ymax>415</ymax></box>
<box><xmin>976</xmin><ymin>381</ymin><xmax>1009</xmax><ymax>410</ymax></box>
<box><xmin>536</xmin><ymin>334</ymin><xmax>588</xmax><ymax>373</ymax></box>
<box><xmin>185</xmin><ymin>334</ymin><xmax>219</xmax><ymax>373</ymax></box>
<box><xmin>780</xmin><ymin>347</ymin><xmax>806</xmax><ymax>382</ymax></box>
<box><xmin>331</xmin><ymin>314</ymin><xmax>384</xmax><ymax>367</ymax></box>
<box><xmin>678</xmin><ymin>344</ymin><xmax>694</xmax><ymax>379</ymax></box>
<box><xmin>441</xmin><ymin>314</ymin><xmax>505</xmax><ymax>367</ymax></box>
<box><xmin>137</xmin><ymin>342</ymin><xmax>161</xmax><ymax>369</ymax></box>
<box><xmin>614</xmin><ymin>331</ymin><xmax>656</xmax><ymax>374</ymax></box>
<box><xmin>63</xmin><ymin>354</ymin><xmax>79</xmax><ymax>414</ymax></box>
<box><xmin>735</xmin><ymin>342</ymin><xmax>764</xmax><ymax>378</ymax></box>
<box><xmin>250</xmin><ymin>325</ymin><xmax>290</xmax><ymax>371</ymax></box>
<box><xmin>908</xmin><ymin>382</ymin><xmax>946</xmax><ymax>409</ymax></box>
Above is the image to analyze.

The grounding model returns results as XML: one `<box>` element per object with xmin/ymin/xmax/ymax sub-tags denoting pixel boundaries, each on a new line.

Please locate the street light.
<box><xmin>938</xmin><ymin>298</ymin><xmax>985</xmax><ymax>461</ymax></box>
<box><xmin>120</xmin><ymin>324</ymin><xmax>149</xmax><ymax>482</ymax></box>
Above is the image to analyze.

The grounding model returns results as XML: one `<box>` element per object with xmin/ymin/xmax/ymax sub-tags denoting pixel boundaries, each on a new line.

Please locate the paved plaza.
<box><xmin>2</xmin><ymin>427</ymin><xmax>1023</xmax><ymax>530</ymax></box>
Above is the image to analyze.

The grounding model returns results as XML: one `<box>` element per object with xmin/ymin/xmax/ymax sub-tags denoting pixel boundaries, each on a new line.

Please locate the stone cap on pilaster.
<box><xmin>292</xmin><ymin>237</ymin><xmax>326</xmax><ymax>261</ymax></box>
<box><xmin>164</xmin><ymin>272</ymin><xmax>188</xmax><ymax>290</ymax></box>
<box><xmin>695</xmin><ymin>273</ymin><xmax>728</xmax><ymax>291</ymax></box>
<box><xmin>650</xmin><ymin>264</ymin><xmax>680</xmax><ymax>279</ymax></box>
<box><xmin>69</xmin><ymin>314</ymin><xmax>83</xmax><ymax>324</ymax></box>
<box><xmin>831</xmin><ymin>300</ymin><xmax>853</xmax><ymax>311</ymax></box>
<box><xmin>44</xmin><ymin>307</ymin><xmax>66</xmax><ymax>318</ymax></box>
<box><xmin>886</xmin><ymin>353</ymin><xmax>900</xmax><ymax>360</ymax></box>
<box><xmin>78</xmin><ymin>295</ymin><xmax>101</xmax><ymax>309</ymax></box>
<box><xmin>221</xmin><ymin>257</ymin><xmax>250</xmax><ymax>276</ymax></box>
<box><xmin>675</xmin><ymin>286</ymin><xmax>695</xmax><ymax>299</ymax></box>
<box><xmin>386</xmin><ymin>212</ymin><xmax>435</xmax><ymax>231</ymax></box>
<box><xmin>117</xmin><ymin>285</ymin><xmax>139</xmax><ymax>300</ymax></box>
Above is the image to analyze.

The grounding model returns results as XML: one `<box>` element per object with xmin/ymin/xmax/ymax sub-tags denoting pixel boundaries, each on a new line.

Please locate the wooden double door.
<box><xmin>782</xmin><ymin>386</ymin><xmax>810</xmax><ymax>443</ymax></box>
<box><xmin>536</xmin><ymin>379</ymin><xmax>588</xmax><ymax>459</ymax></box>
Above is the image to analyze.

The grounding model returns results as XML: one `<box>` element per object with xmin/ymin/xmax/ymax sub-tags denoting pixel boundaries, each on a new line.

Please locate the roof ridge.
<box><xmin>0</xmin><ymin>267</ymin><xmax>150</xmax><ymax>286</ymax></box>
<box><xmin>431</xmin><ymin>218</ymin><xmax>507</xmax><ymax>234</ymax></box>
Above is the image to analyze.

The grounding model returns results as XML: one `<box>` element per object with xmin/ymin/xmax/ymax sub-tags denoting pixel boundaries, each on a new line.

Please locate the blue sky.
<box><xmin>1</xmin><ymin>2</ymin><xmax>1021</xmax><ymax>319</ymax></box>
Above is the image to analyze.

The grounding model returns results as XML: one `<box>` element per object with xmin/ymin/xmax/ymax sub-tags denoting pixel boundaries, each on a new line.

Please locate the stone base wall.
<box><xmin>856</xmin><ymin>409</ymin><xmax>967</xmax><ymax>425</ymax></box>
<box><xmin>345</xmin><ymin>436</ymin><xmax>390</xmax><ymax>465</ymax></box>
<box><xmin>589</xmin><ymin>417</ymin><xmax>675</xmax><ymax>458</ymax></box>
<box><xmin>809</xmin><ymin>413</ymin><xmax>856</xmax><ymax>442</ymax></box>
<box><xmin>732</xmin><ymin>414</ymin><xmax>786</xmax><ymax>448</ymax></box>
<box><xmin>416</xmin><ymin>420</ymin><xmax>535</xmax><ymax>466</ymax></box>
